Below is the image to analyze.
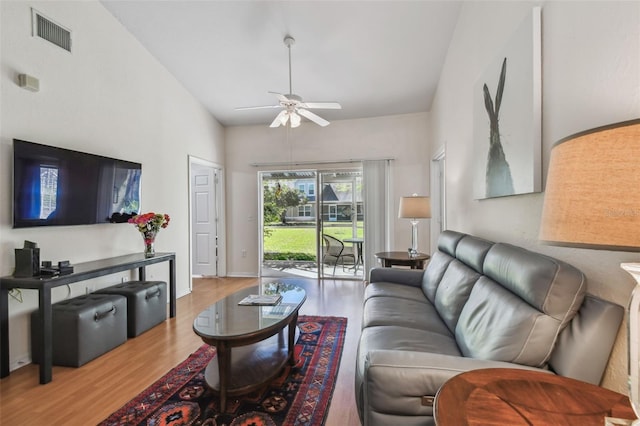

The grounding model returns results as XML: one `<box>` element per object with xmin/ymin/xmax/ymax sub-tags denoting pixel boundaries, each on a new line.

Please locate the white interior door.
<box><xmin>191</xmin><ymin>161</ymin><xmax>218</xmax><ymax>276</ymax></box>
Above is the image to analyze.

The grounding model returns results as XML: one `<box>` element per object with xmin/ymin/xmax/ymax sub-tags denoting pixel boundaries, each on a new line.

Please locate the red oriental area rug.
<box><xmin>99</xmin><ymin>315</ymin><xmax>347</xmax><ymax>426</ymax></box>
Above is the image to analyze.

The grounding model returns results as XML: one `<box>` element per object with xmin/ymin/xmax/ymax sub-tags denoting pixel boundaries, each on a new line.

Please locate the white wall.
<box><xmin>429</xmin><ymin>0</ymin><xmax>640</xmax><ymax>392</ymax></box>
<box><xmin>224</xmin><ymin>112</ymin><xmax>429</xmax><ymax>276</ymax></box>
<box><xmin>0</xmin><ymin>1</ymin><xmax>224</xmax><ymax>369</ymax></box>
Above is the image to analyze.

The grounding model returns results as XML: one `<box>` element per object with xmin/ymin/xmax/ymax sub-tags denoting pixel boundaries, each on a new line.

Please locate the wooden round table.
<box><xmin>374</xmin><ymin>251</ymin><xmax>430</xmax><ymax>269</ymax></box>
<box><xmin>434</xmin><ymin>368</ymin><xmax>636</xmax><ymax>425</ymax></box>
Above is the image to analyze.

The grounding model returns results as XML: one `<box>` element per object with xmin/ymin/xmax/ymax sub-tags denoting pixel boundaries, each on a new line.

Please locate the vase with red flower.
<box><xmin>128</xmin><ymin>212</ymin><xmax>170</xmax><ymax>258</ymax></box>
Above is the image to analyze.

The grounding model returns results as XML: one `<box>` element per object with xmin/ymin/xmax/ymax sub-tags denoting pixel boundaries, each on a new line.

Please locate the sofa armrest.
<box><xmin>368</xmin><ymin>267</ymin><xmax>424</xmax><ymax>287</ymax></box>
<box><xmin>549</xmin><ymin>294</ymin><xmax>624</xmax><ymax>385</ymax></box>
<box><xmin>363</xmin><ymin>350</ymin><xmax>551</xmax><ymax>419</ymax></box>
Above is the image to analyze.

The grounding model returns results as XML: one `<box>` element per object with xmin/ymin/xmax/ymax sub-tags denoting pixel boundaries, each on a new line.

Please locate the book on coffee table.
<box><xmin>238</xmin><ymin>294</ymin><xmax>282</xmax><ymax>306</ymax></box>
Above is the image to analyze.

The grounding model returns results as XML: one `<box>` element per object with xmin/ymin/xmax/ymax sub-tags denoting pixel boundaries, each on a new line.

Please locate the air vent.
<box><xmin>32</xmin><ymin>9</ymin><xmax>72</xmax><ymax>52</ymax></box>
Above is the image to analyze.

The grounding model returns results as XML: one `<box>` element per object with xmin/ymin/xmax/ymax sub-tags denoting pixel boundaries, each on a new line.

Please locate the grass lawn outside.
<box><xmin>264</xmin><ymin>224</ymin><xmax>363</xmax><ymax>257</ymax></box>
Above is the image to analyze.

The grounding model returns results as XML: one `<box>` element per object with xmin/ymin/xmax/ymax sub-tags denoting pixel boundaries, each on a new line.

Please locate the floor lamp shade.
<box><xmin>399</xmin><ymin>195</ymin><xmax>431</xmax><ymax>255</ymax></box>
<box><xmin>539</xmin><ymin>119</ymin><xmax>640</xmax><ymax>422</ymax></box>
<box><xmin>539</xmin><ymin>119</ymin><xmax>640</xmax><ymax>250</ymax></box>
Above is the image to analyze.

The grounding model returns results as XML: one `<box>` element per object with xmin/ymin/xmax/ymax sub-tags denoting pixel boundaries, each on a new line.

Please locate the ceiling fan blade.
<box><xmin>235</xmin><ymin>105</ymin><xmax>281</xmax><ymax>111</ymax></box>
<box><xmin>298</xmin><ymin>108</ymin><xmax>329</xmax><ymax>127</ymax></box>
<box><xmin>270</xmin><ymin>110</ymin><xmax>288</xmax><ymax>128</ymax></box>
<box><xmin>268</xmin><ymin>91</ymin><xmax>291</xmax><ymax>103</ymax></box>
<box><xmin>301</xmin><ymin>102</ymin><xmax>342</xmax><ymax>110</ymax></box>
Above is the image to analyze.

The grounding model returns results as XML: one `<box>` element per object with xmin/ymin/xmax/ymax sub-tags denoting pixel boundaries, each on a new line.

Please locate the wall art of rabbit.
<box><xmin>483</xmin><ymin>57</ymin><xmax>515</xmax><ymax>198</ymax></box>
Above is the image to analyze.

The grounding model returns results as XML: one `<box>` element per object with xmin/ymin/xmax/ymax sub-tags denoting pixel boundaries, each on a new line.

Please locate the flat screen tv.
<box><xmin>13</xmin><ymin>139</ymin><xmax>142</xmax><ymax>228</ymax></box>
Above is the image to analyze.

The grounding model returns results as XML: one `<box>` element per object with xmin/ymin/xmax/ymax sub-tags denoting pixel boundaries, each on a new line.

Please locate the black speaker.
<box><xmin>14</xmin><ymin>248</ymin><xmax>40</xmax><ymax>277</ymax></box>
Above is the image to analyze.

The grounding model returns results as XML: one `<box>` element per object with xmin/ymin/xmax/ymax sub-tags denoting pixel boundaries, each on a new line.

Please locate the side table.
<box><xmin>344</xmin><ymin>238</ymin><xmax>364</xmax><ymax>273</ymax></box>
<box><xmin>374</xmin><ymin>251</ymin><xmax>430</xmax><ymax>269</ymax></box>
<box><xmin>434</xmin><ymin>368</ymin><xmax>636</xmax><ymax>425</ymax></box>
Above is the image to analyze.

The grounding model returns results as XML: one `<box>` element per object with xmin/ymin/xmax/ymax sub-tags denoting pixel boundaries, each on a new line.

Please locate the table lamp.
<box><xmin>539</xmin><ymin>119</ymin><xmax>640</xmax><ymax>422</ymax></box>
<box><xmin>398</xmin><ymin>195</ymin><xmax>431</xmax><ymax>257</ymax></box>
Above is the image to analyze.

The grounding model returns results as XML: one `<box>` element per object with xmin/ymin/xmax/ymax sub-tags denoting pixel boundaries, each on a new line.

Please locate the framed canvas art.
<box><xmin>473</xmin><ymin>7</ymin><xmax>542</xmax><ymax>199</ymax></box>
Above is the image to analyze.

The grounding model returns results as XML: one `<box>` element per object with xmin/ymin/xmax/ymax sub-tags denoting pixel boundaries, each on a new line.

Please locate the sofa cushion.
<box><xmin>456</xmin><ymin>277</ymin><xmax>571</xmax><ymax>367</ymax></box>
<box><xmin>455</xmin><ymin>235</ymin><xmax>494</xmax><ymax>273</ymax></box>
<box><xmin>434</xmin><ymin>260</ymin><xmax>481</xmax><ymax>333</ymax></box>
<box><xmin>358</xmin><ymin>326</ymin><xmax>462</xmax><ymax>377</ymax></box>
<box><xmin>421</xmin><ymin>251</ymin><xmax>455</xmax><ymax>303</ymax></box>
<box><xmin>363</xmin><ymin>297</ymin><xmax>450</xmax><ymax>336</ymax></box>
<box><xmin>483</xmin><ymin>243</ymin><xmax>586</xmax><ymax>327</ymax></box>
<box><xmin>437</xmin><ymin>230</ymin><xmax>466</xmax><ymax>256</ymax></box>
<box><xmin>365</xmin><ymin>282</ymin><xmax>426</xmax><ymax>303</ymax></box>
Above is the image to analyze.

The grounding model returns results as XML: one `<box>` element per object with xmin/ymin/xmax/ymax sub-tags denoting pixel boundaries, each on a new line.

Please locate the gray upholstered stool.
<box><xmin>31</xmin><ymin>293</ymin><xmax>127</xmax><ymax>367</ymax></box>
<box><xmin>96</xmin><ymin>281</ymin><xmax>167</xmax><ymax>337</ymax></box>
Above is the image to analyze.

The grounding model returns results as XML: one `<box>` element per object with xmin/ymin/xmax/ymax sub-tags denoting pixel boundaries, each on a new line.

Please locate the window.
<box><xmin>298</xmin><ymin>205</ymin><xmax>312</xmax><ymax>217</ymax></box>
<box><xmin>298</xmin><ymin>183</ymin><xmax>305</xmax><ymax>194</ymax></box>
<box><xmin>308</xmin><ymin>183</ymin><xmax>315</xmax><ymax>196</ymax></box>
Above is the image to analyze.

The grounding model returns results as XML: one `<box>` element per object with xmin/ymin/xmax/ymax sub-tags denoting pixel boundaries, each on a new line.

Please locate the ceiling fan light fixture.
<box><xmin>290</xmin><ymin>112</ymin><xmax>301</xmax><ymax>128</ymax></box>
<box><xmin>279</xmin><ymin>112</ymin><xmax>290</xmax><ymax>126</ymax></box>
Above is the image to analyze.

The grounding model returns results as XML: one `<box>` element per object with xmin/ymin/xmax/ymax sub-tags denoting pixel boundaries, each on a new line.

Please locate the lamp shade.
<box><xmin>399</xmin><ymin>196</ymin><xmax>431</xmax><ymax>219</ymax></box>
<box><xmin>539</xmin><ymin>119</ymin><xmax>640</xmax><ymax>251</ymax></box>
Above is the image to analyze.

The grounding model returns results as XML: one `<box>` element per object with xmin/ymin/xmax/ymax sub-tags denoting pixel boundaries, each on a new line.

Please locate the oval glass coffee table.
<box><xmin>193</xmin><ymin>282</ymin><xmax>306</xmax><ymax>412</ymax></box>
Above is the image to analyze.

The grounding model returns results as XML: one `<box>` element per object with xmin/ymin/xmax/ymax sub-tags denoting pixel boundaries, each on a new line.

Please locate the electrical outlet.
<box><xmin>241</xmin><ymin>249</ymin><xmax>247</xmax><ymax>257</ymax></box>
<box><xmin>121</xmin><ymin>277</ymin><xmax>128</xmax><ymax>283</ymax></box>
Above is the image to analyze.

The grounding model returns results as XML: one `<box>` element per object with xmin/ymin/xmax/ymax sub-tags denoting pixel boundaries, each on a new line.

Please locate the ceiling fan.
<box><xmin>235</xmin><ymin>35</ymin><xmax>342</xmax><ymax>128</ymax></box>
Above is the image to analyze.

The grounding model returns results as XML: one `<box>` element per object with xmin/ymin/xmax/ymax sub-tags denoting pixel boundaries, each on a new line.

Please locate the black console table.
<box><xmin>0</xmin><ymin>252</ymin><xmax>176</xmax><ymax>384</ymax></box>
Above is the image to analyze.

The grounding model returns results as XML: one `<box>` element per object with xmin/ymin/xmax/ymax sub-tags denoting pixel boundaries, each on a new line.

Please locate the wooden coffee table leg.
<box><xmin>288</xmin><ymin>312</ymin><xmax>298</xmax><ymax>365</ymax></box>
<box><xmin>217</xmin><ymin>341</ymin><xmax>230</xmax><ymax>412</ymax></box>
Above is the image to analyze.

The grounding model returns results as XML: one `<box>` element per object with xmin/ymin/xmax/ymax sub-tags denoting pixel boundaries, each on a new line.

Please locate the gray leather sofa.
<box><xmin>356</xmin><ymin>230</ymin><xmax>624</xmax><ymax>425</ymax></box>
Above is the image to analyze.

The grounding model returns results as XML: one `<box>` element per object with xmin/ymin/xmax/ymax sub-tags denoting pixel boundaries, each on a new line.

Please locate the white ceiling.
<box><xmin>100</xmin><ymin>1</ymin><xmax>462</xmax><ymax>128</ymax></box>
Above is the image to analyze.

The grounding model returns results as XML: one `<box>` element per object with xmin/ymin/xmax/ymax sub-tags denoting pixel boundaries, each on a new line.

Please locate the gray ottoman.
<box><xmin>31</xmin><ymin>294</ymin><xmax>127</xmax><ymax>367</ymax></box>
<box><xmin>96</xmin><ymin>281</ymin><xmax>167</xmax><ymax>337</ymax></box>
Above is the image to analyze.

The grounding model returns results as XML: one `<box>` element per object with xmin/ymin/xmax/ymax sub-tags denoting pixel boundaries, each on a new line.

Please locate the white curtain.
<box><xmin>363</xmin><ymin>160</ymin><xmax>391</xmax><ymax>280</ymax></box>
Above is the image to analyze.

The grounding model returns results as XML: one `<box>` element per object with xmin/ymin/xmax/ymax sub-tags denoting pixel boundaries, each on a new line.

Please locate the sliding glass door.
<box><xmin>260</xmin><ymin>170</ymin><xmax>317</xmax><ymax>278</ymax></box>
<box><xmin>318</xmin><ymin>169</ymin><xmax>363</xmax><ymax>279</ymax></box>
<box><xmin>259</xmin><ymin>166</ymin><xmax>364</xmax><ymax>280</ymax></box>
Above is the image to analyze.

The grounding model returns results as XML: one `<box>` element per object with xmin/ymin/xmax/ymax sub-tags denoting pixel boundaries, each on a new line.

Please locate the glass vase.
<box><xmin>144</xmin><ymin>241</ymin><xmax>155</xmax><ymax>258</ymax></box>
<box><xmin>142</xmin><ymin>231</ymin><xmax>157</xmax><ymax>258</ymax></box>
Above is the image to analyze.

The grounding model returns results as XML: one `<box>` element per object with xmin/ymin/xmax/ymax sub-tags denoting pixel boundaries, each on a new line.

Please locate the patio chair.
<box><xmin>322</xmin><ymin>234</ymin><xmax>356</xmax><ymax>276</ymax></box>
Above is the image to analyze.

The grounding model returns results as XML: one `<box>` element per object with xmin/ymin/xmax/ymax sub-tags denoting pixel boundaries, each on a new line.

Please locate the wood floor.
<box><xmin>0</xmin><ymin>277</ymin><xmax>364</xmax><ymax>426</ymax></box>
